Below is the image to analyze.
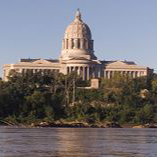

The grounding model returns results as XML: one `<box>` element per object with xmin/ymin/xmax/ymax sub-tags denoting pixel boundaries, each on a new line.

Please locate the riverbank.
<box><xmin>1</xmin><ymin>120</ymin><xmax>157</xmax><ymax>128</ymax></box>
<box><xmin>31</xmin><ymin>122</ymin><xmax>157</xmax><ymax>128</ymax></box>
<box><xmin>31</xmin><ymin>121</ymin><xmax>122</xmax><ymax>128</ymax></box>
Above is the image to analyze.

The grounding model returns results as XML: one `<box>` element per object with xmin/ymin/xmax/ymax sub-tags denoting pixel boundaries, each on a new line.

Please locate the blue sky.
<box><xmin>0</xmin><ymin>0</ymin><xmax>157</xmax><ymax>76</ymax></box>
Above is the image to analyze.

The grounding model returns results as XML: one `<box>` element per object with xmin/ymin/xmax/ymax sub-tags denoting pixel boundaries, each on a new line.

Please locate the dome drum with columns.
<box><xmin>2</xmin><ymin>10</ymin><xmax>153</xmax><ymax>81</ymax></box>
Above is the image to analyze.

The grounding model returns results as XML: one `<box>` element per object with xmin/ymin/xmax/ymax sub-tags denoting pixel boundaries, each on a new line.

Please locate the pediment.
<box><xmin>109</xmin><ymin>61</ymin><xmax>127</xmax><ymax>66</ymax></box>
<box><xmin>106</xmin><ymin>60</ymin><xmax>145</xmax><ymax>69</ymax></box>
<box><xmin>32</xmin><ymin>59</ymin><xmax>52</xmax><ymax>64</ymax></box>
<box><xmin>107</xmin><ymin>60</ymin><xmax>136</xmax><ymax>66</ymax></box>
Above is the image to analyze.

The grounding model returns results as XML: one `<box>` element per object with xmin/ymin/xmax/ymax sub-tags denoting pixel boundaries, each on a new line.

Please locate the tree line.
<box><xmin>0</xmin><ymin>70</ymin><xmax>157</xmax><ymax>125</ymax></box>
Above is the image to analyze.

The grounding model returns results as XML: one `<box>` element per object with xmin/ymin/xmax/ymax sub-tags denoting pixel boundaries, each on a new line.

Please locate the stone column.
<box><xmin>107</xmin><ymin>71</ymin><xmax>110</xmax><ymax>79</ymax></box>
<box><xmin>133</xmin><ymin>71</ymin><xmax>136</xmax><ymax>78</ymax></box>
<box><xmin>108</xmin><ymin>71</ymin><xmax>110</xmax><ymax>79</ymax></box>
<box><xmin>128</xmin><ymin>71</ymin><xmax>131</xmax><ymax>77</ymax></box>
<box><xmin>120</xmin><ymin>71</ymin><xmax>123</xmax><ymax>76</ymax></box>
<box><xmin>134</xmin><ymin>71</ymin><xmax>136</xmax><ymax>77</ymax></box>
<box><xmin>80</xmin><ymin>39</ymin><xmax>83</xmax><ymax>49</ymax></box>
<box><xmin>69</xmin><ymin>39</ymin><xmax>72</xmax><ymax>49</ymax></box>
<box><xmin>19</xmin><ymin>68</ymin><xmax>22</xmax><ymax>73</ymax></box>
<box><xmin>74</xmin><ymin>39</ymin><xmax>77</xmax><ymax>49</ymax></box>
<box><xmin>104</xmin><ymin>70</ymin><xmax>106</xmax><ymax>78</ymax></box>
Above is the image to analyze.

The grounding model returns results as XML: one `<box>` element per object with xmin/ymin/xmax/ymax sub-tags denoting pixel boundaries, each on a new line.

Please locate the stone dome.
<box><xmin>64</xmin><ymin>10</ymin><xmax>92</xmax><ymax>39</ymax></box>
<box><xmin>60</xmin><ymin>9</ymin><xmax>97</xmax><ymax>62</ymax></box>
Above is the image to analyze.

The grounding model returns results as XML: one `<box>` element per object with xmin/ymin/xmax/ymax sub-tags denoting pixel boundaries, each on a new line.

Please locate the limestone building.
<box><xmin>2</xmin><ymin>10</ymin><xmax>153</xmax><ymax>81</ymax></box>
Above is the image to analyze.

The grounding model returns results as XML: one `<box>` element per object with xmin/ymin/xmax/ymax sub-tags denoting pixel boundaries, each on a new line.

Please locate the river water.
<box><xmin>0</xmin><ymin>127</ymin><xmax>157</xmax><ymax>157</ymax></box>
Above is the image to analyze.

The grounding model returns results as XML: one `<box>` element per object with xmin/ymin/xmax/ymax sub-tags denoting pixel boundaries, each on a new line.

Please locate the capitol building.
<box><xmin>3</xmin><ymin>10</ymin><xmax>153</xmax><ymax>81</ymax></box>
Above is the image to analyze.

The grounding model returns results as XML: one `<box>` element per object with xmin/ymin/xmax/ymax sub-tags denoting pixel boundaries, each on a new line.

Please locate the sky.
<box><xmin>0</xmin><ymin>0</ymin><xmax>157</xmax><ymax>76</ymax></box>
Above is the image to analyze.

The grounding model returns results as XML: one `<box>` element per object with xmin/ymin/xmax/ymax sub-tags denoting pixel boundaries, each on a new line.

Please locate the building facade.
<box><xmin>2</xmin><ymin>10</ymin><xmax>153</xmax><ymax>81</ymax></box>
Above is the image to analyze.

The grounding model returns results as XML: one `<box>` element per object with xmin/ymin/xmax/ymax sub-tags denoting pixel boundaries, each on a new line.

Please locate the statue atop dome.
<box><xmin>75</xmin><ymin>8</ymin><xmax>82</xmax><ymax>21</ymax></box>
